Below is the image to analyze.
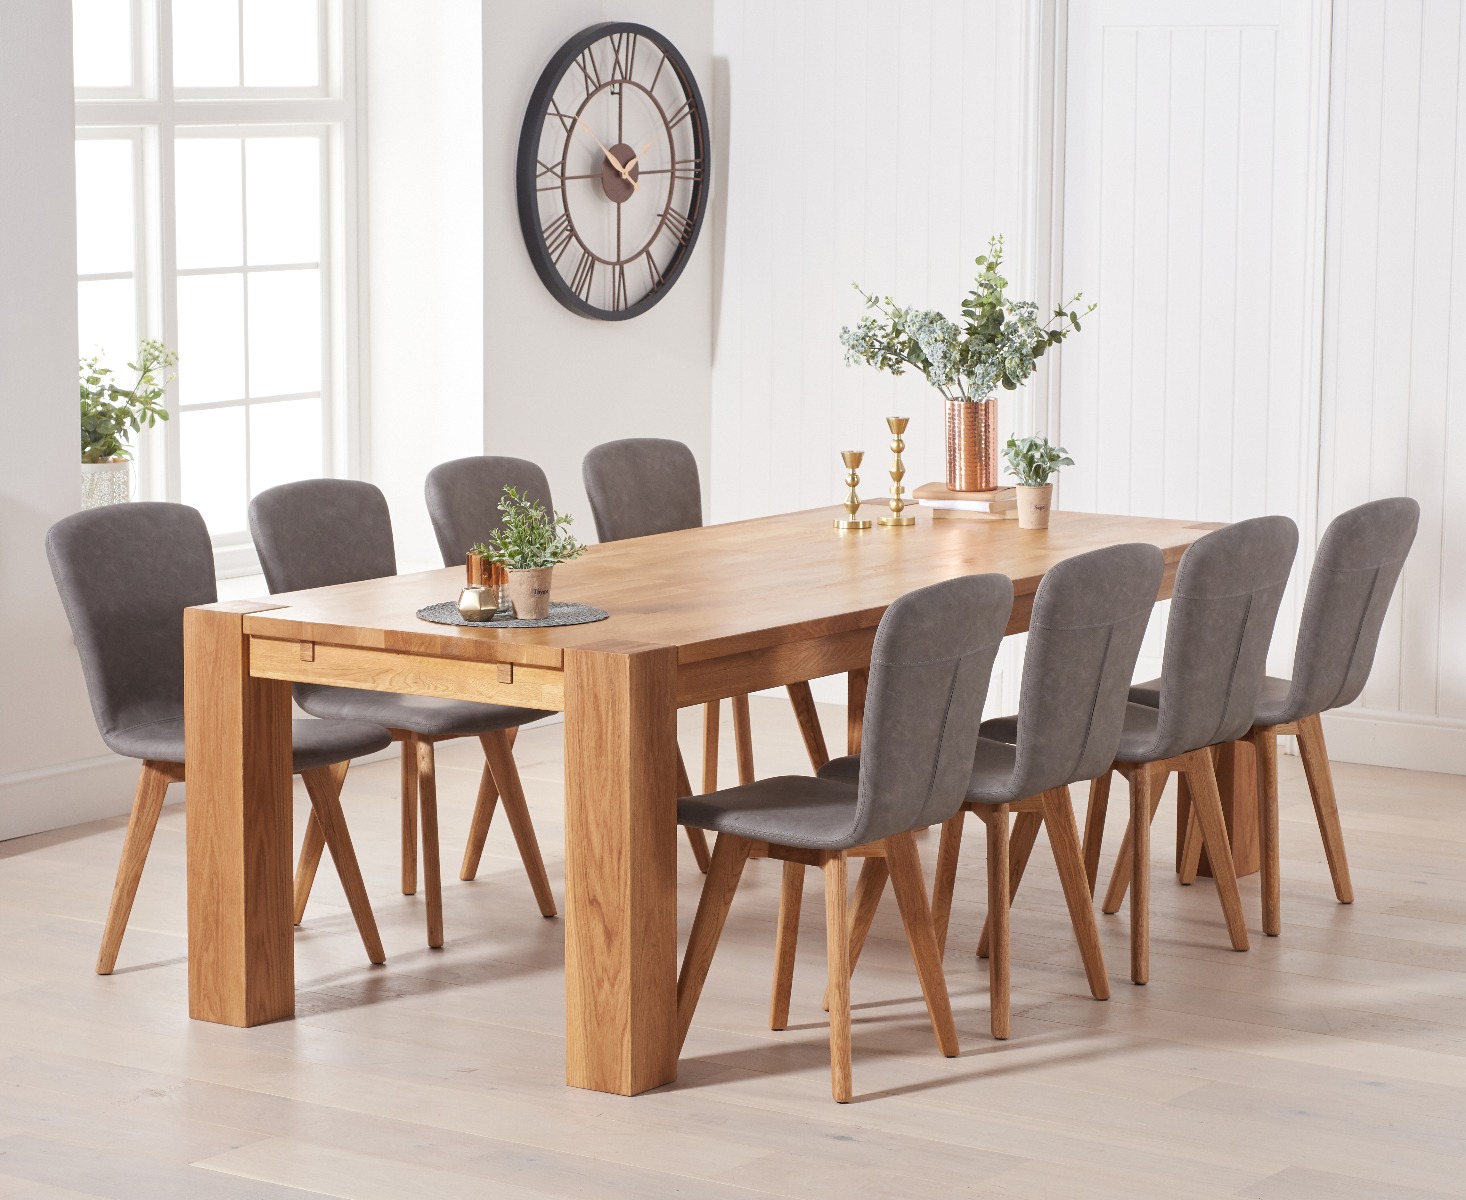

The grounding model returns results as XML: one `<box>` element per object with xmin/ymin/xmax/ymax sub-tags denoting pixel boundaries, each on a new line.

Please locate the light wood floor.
<box><xmin>1</xmin><ymin>698</ymin><xmax>1463</xmax><ymax>1199</ymax></box>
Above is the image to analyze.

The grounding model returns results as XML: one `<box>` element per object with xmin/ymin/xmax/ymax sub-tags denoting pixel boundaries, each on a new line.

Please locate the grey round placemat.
<box><xmin>416</xmin><ymin>600</ymin><xmax>610</xmax><ymax>629</ymax></box>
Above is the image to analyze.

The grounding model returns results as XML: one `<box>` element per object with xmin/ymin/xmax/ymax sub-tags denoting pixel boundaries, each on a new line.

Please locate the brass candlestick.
<box><xmin>834</xmin><ymin>450</ymin><xmax>872</xmax><ymax>530</ymax></box>
<box><xmin>877</xmin><ymin>416</ymin><xmax>915</xmax><ymax>526</ymax></box>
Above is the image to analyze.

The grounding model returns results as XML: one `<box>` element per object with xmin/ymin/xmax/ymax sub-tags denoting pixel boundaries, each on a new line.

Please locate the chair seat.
<box><xmin>1112</xmin><ymin>702</ymin><xmax>1164</xmax><ymax>763</ymax></box>
<box><xmin>822</xmin><ymin>736</ymin><xmax>1023</xmax><ymax>808</ymax></box>
<box><xmin>295</xmin><ymin>683</ymin><xmax>547</xmax><ymax>738</ymax></box>
<box><xmin>107</xmin><ymin>716</ymin><xmax>392</xmax><ymax>773</ymax></box>
<box><xmin>1129</xmin><ymin>674</ymin><xmax>1298</xmax><ymax>733</ymax></box>
<box><xmin>679</xmin><ymin>776</ymin><xmax>861</xmax><ymax>850</ymax></box>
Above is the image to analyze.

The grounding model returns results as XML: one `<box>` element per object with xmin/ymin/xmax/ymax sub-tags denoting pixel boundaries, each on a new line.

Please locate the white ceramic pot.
<box><xmin>505</xmin><ymin>566</ymin><xmax>553</xmax><ymax>620</ymax></box>
<box><xmin>80</xmin><ymin>459</ymin><xmax>132</xmax><ymax>509</ymax></box>
<box><xmin>1016</xmin><ymin>483</ymin><xmax>1053</xmax><ymax>530</ymax></box>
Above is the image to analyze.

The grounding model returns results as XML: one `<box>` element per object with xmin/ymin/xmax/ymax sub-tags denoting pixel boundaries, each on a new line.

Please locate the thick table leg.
<box><xmin>563</xmin><ymin>645</ymin><xmax>679</xmax><ymax>1095</ymax></box>
<box><xmin>1193</xmin><ymin>740</ymin><xmax>1261</xmax><ymax>879</ymax></box>
<box><xmin>184</xmin><ymin>605</ymin><xmax>294</xmax><ymax>1027</ymax></box>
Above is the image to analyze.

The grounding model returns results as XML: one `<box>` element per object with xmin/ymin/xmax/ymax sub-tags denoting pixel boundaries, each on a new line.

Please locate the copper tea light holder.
<box><xmin>834</xmin><ymin>450</ymin><xmax>872</xmax><ymax>531</ymax></box>
<box><xmin>878</xmin><ymin>416</ymin><xmax>915</xmax><ymax>526</ymax></box>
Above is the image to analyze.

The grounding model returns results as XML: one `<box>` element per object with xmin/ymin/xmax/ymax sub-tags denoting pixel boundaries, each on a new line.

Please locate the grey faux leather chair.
<box><xmin>46</xmin><ymin>502</ymin><xmax>392</xmax><ymax>974</ymax></box>
<box><xmin>1166</xmin><ymin>498</ymin><xmax>1420</xmax><ymax>936</ymax></box>
<box><xmin>582</xmin><ymin>439</ymin><xmax>833</xmax><ymax>859</ymax></box>
<box><xmin>249</xmin><ymin>479</ymin><xmax>556</xmax><ymax>951</ymax></box>
<box><xmin>1086</xmin><ymin>515</ymin><xmax>1299</xmax><ymax>984</ymax></box>
<box><xmin>674</xmin><ymin>574</ymin><xmax>1013</xmax><ymax>1102</ymax></box>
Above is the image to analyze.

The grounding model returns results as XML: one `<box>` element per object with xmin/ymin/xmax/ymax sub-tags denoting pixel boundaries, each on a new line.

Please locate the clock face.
<box><xmin>516</xmin><ymin>23</ymin><xmax>711</xmax><ymax>321</ymax></box>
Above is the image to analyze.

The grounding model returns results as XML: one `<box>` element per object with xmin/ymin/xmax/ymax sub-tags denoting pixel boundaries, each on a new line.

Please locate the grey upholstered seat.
<box><xmin>425</xmin><ymin>455</ymin><xmax>554</xmax><ymax>568</ymax></box>
<box><xmin>676</xmin><ymin>574</ymin><xmax>1014</xmax><ymax>1101</ymax></box>
<box><xmin>248</xmin><ymin>479</ymin><xmax>548</xmax><ymax>733</ymax></box>
<box><xmin>46</xmin><ymin>503</ymin><xmax>393</xmax><ymax>771</ymax></box>
<box><xmin>582</xmin><ymin>437</ymin><xmax>702</xmax><ymax>542</ymax></box>
<box><xmin>45</xmin><ymin>502</ymin><xmax>392</xmax><ymax>973</ymax></box>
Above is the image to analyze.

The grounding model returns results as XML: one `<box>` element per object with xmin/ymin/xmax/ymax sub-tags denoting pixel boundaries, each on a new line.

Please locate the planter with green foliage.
<box><xmin>79</xmin><ymin>339</ymin><xmax>177</xmax><ymax>508</ymax></box>
<box><xmin>1003</xmin><ymin>434</ymin><xmax>1074</xmax><ymax>530</ymax></box>
<box><xmin>470</xmin><ymin>486</ymin><xmax>587</xmax><ymax>619</ymax></box>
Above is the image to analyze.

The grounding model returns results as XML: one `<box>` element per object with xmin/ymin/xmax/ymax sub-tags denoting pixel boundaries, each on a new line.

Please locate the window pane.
<box><xmin>249</xmin><ymin>395</ymin><xmax>322</xmax><ymax>495</ymax></box>
<box><xmin>247</xmin><ymin>269</ymin><xmax>320</xmax><ymax>396</ymax></box>
<box><xmin>176</xmin><ymin>273</ymin><xmax>246</xmax><ymax>404</ymax></box>
<box><xmin>180</xmin><ymin>407</ymin><xmax>247</xmax><ymax>534</ymax></box>
<box><xmin>75</xmin><ymin>140</ymin><xmax>135</xmax><ymax>275</ymax></box>
<box><xmin>242</xmin><ymin>0</ymin><xmax>319</xmax><ymax>87</ymax></box>
<box><xmin>77</xmin><ymin>278</ymin><xmax>137</xmax><ymax>361</ymax></box>
<box><xmin>245</xmin><ymin>137</ymin><xmax>320</xmax><ymax>264</ymax></box>
<box><xmin>175</xmin><ymin>138</ymin><xmax>243</xmax><ymax>269</ymax></box>
<box><xmin>73</xmin><ymin>0</ymin><xmax>132</xmax><ymax>89</ymax></box>
<box><xmin>173</xmin><ymin>0</ymin><xmax>241</xmax><ymax>88</ymax></box>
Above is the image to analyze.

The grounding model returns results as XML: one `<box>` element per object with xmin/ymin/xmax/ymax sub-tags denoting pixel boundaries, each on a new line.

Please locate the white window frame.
<box><xmin>74</xmin><ymin>0</ymin><xmax>363</xmax><ymax>576</ymax></box>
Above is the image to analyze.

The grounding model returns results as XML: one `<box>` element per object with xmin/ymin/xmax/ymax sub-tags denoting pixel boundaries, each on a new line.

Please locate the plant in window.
<box><xmin>470</xmin><ymin>486</ymin><xmax>586</xmax><ymax>620</ymax></box>
<box><xmin>79</xmin><ymin>338</ymin><xmax>177</xmax><ymax>463</ymax></box>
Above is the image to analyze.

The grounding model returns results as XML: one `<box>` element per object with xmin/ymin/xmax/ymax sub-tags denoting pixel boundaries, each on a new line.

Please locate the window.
<box><xmin>74</xmin><ymin>0</ymin><xmax>359</xmax><ymax>572</ymax></box>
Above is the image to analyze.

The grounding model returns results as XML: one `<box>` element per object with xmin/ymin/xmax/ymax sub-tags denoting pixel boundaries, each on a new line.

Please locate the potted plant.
<box><xmin>79</xmin><ymin>338</ymin><xmax>177</xmax><ymax>508</ymax></box>
<box><xmin>840</xmin><ymin>236</ymin><xmax>1092</xmax><ymax>492</ymax></box>
<box><xmin>1003</xmin><ymin>434</ymin><xmax>1074</xmax><ymax>530</ymax></box>
<box><xmin>471</xmin><ymin>485</ymin><xmax>586</xmax><ymax>620</ymax></box>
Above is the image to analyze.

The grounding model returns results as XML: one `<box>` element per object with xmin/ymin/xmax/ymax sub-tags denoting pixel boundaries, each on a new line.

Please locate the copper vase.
<box><xmin>945</xmin><ymin>398</ymin><xmax>999</xmax><ymax>492</ymax></box>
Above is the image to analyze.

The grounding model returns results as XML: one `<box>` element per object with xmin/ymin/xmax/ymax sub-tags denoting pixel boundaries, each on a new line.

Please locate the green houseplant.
<box><xmin>471</xmin><ymin>486</ymin><xmax>587</xmax><ymax>619</ymax></box>
<box><xmin>840</xmin><ymin>236</ymin><xmax>1092</xmax><ymax>491</ymax></box>
<box><xmin>79</xmin><ymin>339</ymin><xmax>177</xmax><ymax>508</ymax></box>
<box><xmin>1003</xmin><ymin>434</ymin><xmax>1074</xmax><ymax>530</ymax></box>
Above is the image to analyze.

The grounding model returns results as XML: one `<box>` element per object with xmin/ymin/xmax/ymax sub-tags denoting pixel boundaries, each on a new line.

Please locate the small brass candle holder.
<box><xmin>877</xmin><ymin>416</ymin><xmax>915</xmax><ymax>526</ymax></box>
<box><xmin>834</xmin><ymin>450</ymin><xmax>872</xmax><ymax>531</ymax></box>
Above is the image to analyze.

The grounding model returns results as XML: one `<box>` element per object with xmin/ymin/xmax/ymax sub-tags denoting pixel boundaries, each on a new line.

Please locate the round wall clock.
<box><xmin>516</xmin><ymin>23</ymin><xmax>711</xmax><ymax>321</ymax></box>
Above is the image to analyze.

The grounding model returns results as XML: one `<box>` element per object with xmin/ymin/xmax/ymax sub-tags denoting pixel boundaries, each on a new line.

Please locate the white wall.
<box><xmin>0</xmin><ymin>1</ymin><xmax>136</xmax><ymax>839</ymax></box>
<box><xmin>481</xmin><ymin>0</ymin><xmax>714</xmax><ymax>537</ymax></box>
<box><xmin>364</xmin><ymin>0</ymin><xmax>484</xmax><ymax>571</ymax></box>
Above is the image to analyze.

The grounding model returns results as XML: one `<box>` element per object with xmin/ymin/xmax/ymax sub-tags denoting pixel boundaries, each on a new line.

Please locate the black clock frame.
<box><xmin>515</xmin><ymin>22</ymin><xmax>712</xmax><ymax>322</ymax></box>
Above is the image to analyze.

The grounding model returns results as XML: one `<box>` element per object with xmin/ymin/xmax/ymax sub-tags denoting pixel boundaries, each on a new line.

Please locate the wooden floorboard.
<box><xmin>0</xmin><ymin>699</ymin><xmax>1463</xmax><ymax>1197</ymax></box>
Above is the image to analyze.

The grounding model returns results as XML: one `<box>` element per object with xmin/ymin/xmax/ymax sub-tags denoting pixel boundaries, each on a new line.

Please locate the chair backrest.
<box><xmin>425</xmin><ymin>455</ymin><xmax>554</xmax><ymax>568</ymax></box>
<box><xmin>848</xmin><ymin>574</ymin><xmax>1013</xmax><ymax>846</ymax></box>
<box><xmin>249</xmin><ymin>479</ymin><xmax>396</xmax><ymax>594</ymax></box>
<box><xmin>1149</xmin><ymin>515</ymin><xmax>1299</xmax><ymax>758</ymax></box>
<box><xmin>1005</xmin><ymin>543</ymin><xmax>1166</xmax><ymax>797</ymax></box>
<box><xmin>582</xmin><ymin>438</ymin><xmax>702</xmax><ymax>542</ymax></box>
<box><xmin>45</xmin><ymin>502</ymin><xmax>216</xmax><ymax>751</ymax></box>
<box><xmin>1281</xmin><ymin>496</ymin><xmax>1420</xmax><ymax>721</ymax></box>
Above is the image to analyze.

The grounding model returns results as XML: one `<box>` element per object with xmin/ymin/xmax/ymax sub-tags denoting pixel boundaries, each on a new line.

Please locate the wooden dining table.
<box><xmin>181</xmin><ymin>504</ymin><xmax>1249</xmax><ymax>1096</ymax></box>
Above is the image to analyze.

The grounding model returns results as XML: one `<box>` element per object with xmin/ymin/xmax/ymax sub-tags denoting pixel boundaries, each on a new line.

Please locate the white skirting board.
<box><xmin>1319</xmin><ymin>708</ymin><xmax>1466</xmax><ymax>777</ymax></box>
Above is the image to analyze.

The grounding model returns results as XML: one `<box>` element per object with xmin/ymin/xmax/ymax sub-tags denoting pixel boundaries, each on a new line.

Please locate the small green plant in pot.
<box><xmin>78</xmin><ymin>339</ymin><xmax>177</xmax><ymax>508</ymax></box>
<box><xmin>471</xmin><ymin>486</ymin><xmax>586</xmax><ymax>619</ymax></box>
<box><xmin>1003</xmin><ymin>434</ymin><xmax>1074</xmax><ymax>530</ymax></box>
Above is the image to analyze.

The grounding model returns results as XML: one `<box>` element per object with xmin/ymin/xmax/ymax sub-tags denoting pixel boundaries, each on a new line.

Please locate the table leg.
<box><xmin>183</xmin><ymin>607</ymin><xmax>294</xmax><ymax>1026</ymax></box>
<box><xmin>563</xmin><ymin>645</ymin><xmax>679</xmax><ymax>1095</ymax></box>
<box><xmin>1192</xmin><ymin>740</ymin><xmax>1261</xmax><ymax>880</ymax></box>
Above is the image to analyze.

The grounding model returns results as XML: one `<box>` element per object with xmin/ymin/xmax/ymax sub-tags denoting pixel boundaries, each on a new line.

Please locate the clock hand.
<box><xmin>621</xmin><ymin>139</ymin><xmax>657</xmax><ymax>173</ymax></box>
<box><xmin>576</xmin><ymin>118</ymin><xmax>641</xmax><ymax>190</ymax></box>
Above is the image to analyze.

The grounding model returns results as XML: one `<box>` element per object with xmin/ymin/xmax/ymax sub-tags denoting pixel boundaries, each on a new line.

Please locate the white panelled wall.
<box><xmin>712</xmin><ymin>0</ymin><xmax>1464</xmax><ymax>773</ymax></box>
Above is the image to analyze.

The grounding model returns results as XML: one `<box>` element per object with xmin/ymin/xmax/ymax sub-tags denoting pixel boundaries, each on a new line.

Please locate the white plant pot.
<box><xmin>80</xmin><ymin>459</ymin><xmax>132</xmax><ymax>509</ymax></box>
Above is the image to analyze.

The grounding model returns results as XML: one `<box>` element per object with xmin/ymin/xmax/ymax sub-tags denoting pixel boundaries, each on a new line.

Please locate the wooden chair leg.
<box><xmin>821</xmin><ymin>855</ymin><xmax>888</xmax><ymax>1012</ymax></box>
<box><xmin>886</xmin><ymin>832</ymin><xmax>959</xmax><ymax>1057</ymax></box>
<box><xmin>96</xmin><ymin>761</ymin><xmax>175</xmax><ymax>975</ymax></box>
<box><xmin>701</xmin><ymin>699</ymin><xmax>720</xmax><ymax>794</ymax></box>
<box><xmin>785</xmin><ymin>680</ymin><xmax>830</xmax><ymax>771</ymax></box>
<box><xmin>1181</xmin><ymin>749</ymin><xmax>1249</xmax><ymax>953</ymax></box>
<box><xmin>400</xmin><ymin>738</ymin><xmax>419</xmax><ymax>896</ymax></box>
<box><xmin>673</xmin><ymin>748</ymin><xmax>712</xmax><ymax>873</ymax></box>
<box><xmin>977</xmin><ymin>809</ymin><xmax>1042</xmax><ymax>959</ymax></box>
<box><xmin>300</xmin><ymin>762</ymin><xmax>385</xmax><ymax>965</ymax></box>
<box><xmin>731</xmin><ymin>693</ymin><xmax>755</xmax><ymax>784</ymax></box>
<box><xmin>1256</xmin><ymin>728</ymin><xmax>1281</xmax><ymax>936</ymax></box>
<box><xmin>412</xmin><ymin>736</ymin><xmax>444</xmax><ymax>949</ymax></box>
<box><xmin>1082</xmin><ymin>772</ymin><xmax>1111</xmax><ymax>896</ymax></box>
<box><xmin>1297</xmin><ymin>713</ymin><xmax>1354</xmax><ymax>904</ymax></box>
<box><xmin>1178</xmin><ymin>805</ymin><xmax>1204</xmax><ymax>884</ymax></box>
<box><xmin>931</xmin><ymin>811</ymin><xmax>966</xmax><ymax>957</ymax></box>
<box><xmin>676</xmin><ymin>833</ymin><xmax>754</xmax><ymax>1049</ymax></box>
<box><xmin>822</xmin><ymin>851</ymin><xmax>853</xmax><ymax>1102</ymax></box>
<box><xmin>460</xmin><ymin>726</ymin><xmax>516</xmax><ymax>882</ymax></box>
<box><xmin>480</xmin><ymin>730</ymin><xmax>556</xmax><ymax>917</ymax></box>
<box><xmin>1127</xmin><ymin>764</ymin><xmax>1152</xmax><ymax>984</ymax></box>
<box><xmin>1040</xmin><ymin>787</ymin><xmax>1110</xmax><ymax>1000</ymax></box>
<box><xmin>983</xmin><ymin>805</ymin><xmax>1012</xmax><ymax>1039</ymax></box>
<box><xmin>769</xmin><ymin>860</ymin><xmax>804</xmax><ymax>1030</ymax></box>
<box><xmin>292</xmin><ymin>810</ymin><xmax>325</xmax><ymax>925</ymax></box>
<box><xmin>1102</xmin><ymin>765</ymin><xmax>1165</xmax><ymax>915</ymax></box>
